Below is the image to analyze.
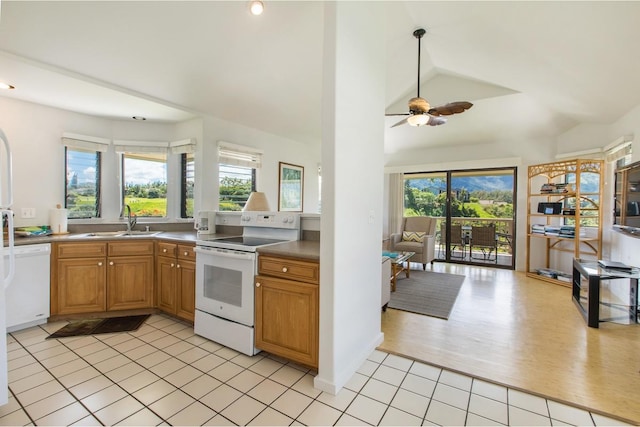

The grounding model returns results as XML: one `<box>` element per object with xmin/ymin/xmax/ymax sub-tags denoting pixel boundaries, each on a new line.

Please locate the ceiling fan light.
<box><xmin>407</xmin><ymin>114</ymin><xmax>430</xmax><ymax>127</ymax></box>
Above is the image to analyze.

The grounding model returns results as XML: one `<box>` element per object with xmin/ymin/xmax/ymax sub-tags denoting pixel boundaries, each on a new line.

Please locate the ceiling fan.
<box><xmin>386</xmin><ymin>28</ymin><xmax>473</xmax><ymax>128</ymax></box>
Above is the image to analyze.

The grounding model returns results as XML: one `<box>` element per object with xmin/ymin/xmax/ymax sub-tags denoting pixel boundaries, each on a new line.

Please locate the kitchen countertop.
<box><xmin>9</xmin><ymin>230</ymin><xmax>202</xmax><ymax>246</ymax></box>
<box><xmin>257</xmin><ymin>240</ymin><xmax>320</xmax><ymax>261</ymax></box>
<box><xmin>9</xmin><ymin>232</ymin><xmax>321</xmax><ymax>263</ymax></box>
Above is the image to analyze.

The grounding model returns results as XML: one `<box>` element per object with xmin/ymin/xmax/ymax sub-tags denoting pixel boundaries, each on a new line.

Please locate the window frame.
<box><xmin>218</xmin><ymin>163</ymin><xmax>257</xmax><ymax>211</ymax></box>
<box><xmin>120</xmin><ymin>151</ymin><xmax>169</xmax><ymax>218</ymax></box>
<box><xmin>64</xmin><ymin>146</ymin><xmax>102</xmax><ymax>219</ymax></box>
<box><xmin>181</xmin><ymin>153</ymin><xmax>195</xmax><ymax>218</ymax></box>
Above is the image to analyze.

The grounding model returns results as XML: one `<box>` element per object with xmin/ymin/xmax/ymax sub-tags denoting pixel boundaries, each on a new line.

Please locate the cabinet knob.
<box><xmin>163</xmin><ymin>248</ymin><xmax>168</xmax><ymax>253</ymax></box>
<box><xmin>184</xmin><ymin>251</ymin><xmax>188</xmax><ymax>256</ymax></box>
<box><xmin>256</xmin><ymin>282</ymin><xmax>261</xmax><ymax>287</ymax></box>
<box><xmin>282</xmin><ymin>267</ymin><xmax>288</xmax><ymax>273</ymax></box>
<box><xmin>171</xmin><ymin>263</ymin><xmax>175</xmax><ymax>268</ymax></box>
<box><xmin>98</xmin><ymin>262</ymin><xmax>103</xmax><ymax>266</ymax></box>
<box><xmin>177</xmin><ymin>264</ymin><xmax>181</xmax><ymax>269</ymax></box>
<box><xmin>109</xmin><ymin>261</ymin><xmax>114</xmax><ymax>266</ymax></box>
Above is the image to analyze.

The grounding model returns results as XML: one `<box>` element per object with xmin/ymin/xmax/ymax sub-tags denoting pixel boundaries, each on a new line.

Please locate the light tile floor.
<box><xmin>0</xmin><ymin>314</ymin><xmax>630</xmax><ymax>426</ymax></box>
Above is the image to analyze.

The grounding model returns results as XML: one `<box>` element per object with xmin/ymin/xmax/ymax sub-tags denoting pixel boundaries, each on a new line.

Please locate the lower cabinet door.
<box><xmin>156</xmin><ymin>255</ymin><xmax>177</xmax><ymax>314</ymax></box>
<box><xmin>57</xmin><ymin>258</ymin><xmax>107</xmax><ymax>314</ymax></box>
<box><xmin>255</xmin><ymin>275</ymin><xmax>318</xmax><ymax>369</ymax></box>
<box><xmin>176</xmin><ymin>259</ymin><xmax>196</xmax><ymax>322</ymax></box>
<box><xmin>107</xmin><ymin>256</ymin><xmax>154</xmax><ymax>311</ymax></box>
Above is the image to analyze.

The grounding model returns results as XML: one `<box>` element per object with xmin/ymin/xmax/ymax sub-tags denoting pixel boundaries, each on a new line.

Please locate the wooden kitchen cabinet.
<box><xmin>255</xmin><ymin>254</ymin><xmax>319</xmax><ymax>369</ymax></box>
<box><xmin>156</xmin><ymin>241</ymin><xmax>196</xmax><ymax>322</ymax></box>
<box><xmin>53</xmin><ymin>242</ymin><xmax>107</xmax><ymax>315</ymax></box>
<box><xmin>107</xmin><ymin>241</ymin><xmax>154</xmax><ymax>310</ymax></box>
<box><xmin>56</xmin><ymin>257</ymin><xmax>107</xmax><ymax>315</ymax></box>
<box><xmin>52</xmin><ymin>240</ymin><xmax>154</xmax><ymax>315</ymax></box>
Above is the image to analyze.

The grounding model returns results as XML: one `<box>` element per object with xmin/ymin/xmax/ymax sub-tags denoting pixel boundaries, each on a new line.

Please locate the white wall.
<box><xmin>315</xmin><ymin>2</ymin><xmax>385</xmax><ymax>394</ymax></box>
<box><xmin>0</xmin><ymin>97</ymin><xmax>320</xmax><ymax>229</ymax></box>
<box><xmin>558</xmin><ymin>105</ymin><xmax>640</xmax><ymax>266</ymax></box>
<box><xmin>0</xmin><ymin>97</ymin><xmax>110</xmax><ymax>227</ymax></box>
<box><xmin>200</xmin><ymin>115</ymin><xmax>320</xmax><ymax>214</ymax></box>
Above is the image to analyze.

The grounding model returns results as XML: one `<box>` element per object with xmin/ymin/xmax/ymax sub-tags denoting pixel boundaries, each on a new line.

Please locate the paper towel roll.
<box><xmin>49</xmin><ymin>207</ymin><xmax>68</xmax><ymax>234</ymax></box>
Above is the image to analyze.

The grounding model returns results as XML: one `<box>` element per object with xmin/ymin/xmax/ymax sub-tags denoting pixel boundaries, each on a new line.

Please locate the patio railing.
<box><xmin>434</xmin><ymin>217</ymin><xmax>514</xmax><ymax>256</ymax></box>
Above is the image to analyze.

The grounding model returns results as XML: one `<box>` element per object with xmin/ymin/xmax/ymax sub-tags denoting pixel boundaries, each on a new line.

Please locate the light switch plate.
<box><xmin>21</xmin><ymin>208</ymin><xmax>36</xmax><ymax>218</ymax></box>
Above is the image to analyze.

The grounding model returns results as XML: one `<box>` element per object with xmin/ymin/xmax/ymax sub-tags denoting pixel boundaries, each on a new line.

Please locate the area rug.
<box><xmin>47</xmin><ymin>314</ymin><xmax>150</xmax><ymax>339</ymax></box>
<box><xmin>388</xmin><ymin>270</ymin><xmax>465</xmax><ymax>319</ymax></box>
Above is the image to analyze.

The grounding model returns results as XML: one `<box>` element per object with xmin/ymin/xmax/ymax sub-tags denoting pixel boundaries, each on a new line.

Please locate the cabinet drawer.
<box><xmin>157</xmin><ymin>241</ymin><xmax>177</xmax><ymax>257</ymax></box>
<box><xmin>258</xmin><ymin>255</ymin><xmax>319</xmax><ymax>284</ymax></box>
<box><xmin>108</xmin><ymin>241</ymin><xmax>154</xmax><ymax>256</ymax></box>
<box><xmin>56</xmin><ymin>242</ymin><xmax>107</xmax><ymax>258</ymax></box>
<box><xmin>177</xmin><ymin>244</ymin><xmax>195</xmax><ymax>261</ymax></box>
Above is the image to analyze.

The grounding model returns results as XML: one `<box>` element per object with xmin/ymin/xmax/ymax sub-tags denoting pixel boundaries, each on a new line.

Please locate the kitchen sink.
<box><xmin>81</xmin><ymin>230</ymin><xmax>162</xmax><ymax>238</ymax></box>
<box><xmin>118</xmin><ymin>230</ymin><xmax>162</xmax><ymax>237</ymax></box>
<box><xmin>83</xmin><ymin>231</ymin><xmax>123</xmax><ymax>237</ymax></box>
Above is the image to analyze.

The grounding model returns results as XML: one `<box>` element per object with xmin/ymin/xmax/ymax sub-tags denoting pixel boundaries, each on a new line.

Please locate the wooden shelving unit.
<box><xmin>526</xmin><ymin>159</ymin><xmax>604</xmax><ymax>287</ymax></box>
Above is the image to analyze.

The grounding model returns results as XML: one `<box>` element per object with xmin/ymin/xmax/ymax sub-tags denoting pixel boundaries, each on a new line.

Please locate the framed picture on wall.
<box><xmin>278</xmin><ymin>162</ymin><xmax>304</xmax><ymax>212</ymax></box>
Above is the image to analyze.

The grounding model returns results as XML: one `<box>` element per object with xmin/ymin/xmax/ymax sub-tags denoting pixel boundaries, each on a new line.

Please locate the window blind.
<box><xmin>61</xmin><ymin>132</ymin><xmax>110</xmax><ymax>152</ymax></box>
<box><xmin>605</xmin><ymin>139</ymin><xmax>633</xmax><ymax>163</ymax></box>
<box><xmin>170</xmin><ymin>138</ymin><xmax>197</xmax><ymax>154</ymax></box>
<box><xmin>218</xmin><ymin>141</ymin><xmax>263</xmax><ymax>168</ymax></box>
<box><xmin>113</xmin><ymin>139</ymin><xmax>169</xmax><ymax>154</ymax></box>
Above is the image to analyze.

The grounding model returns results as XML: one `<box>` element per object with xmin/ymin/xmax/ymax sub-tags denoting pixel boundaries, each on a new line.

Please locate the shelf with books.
<box><xmin>526</xmin><ymin>159</ymin><xmax>603</xmax><ymax>287</ymax></box>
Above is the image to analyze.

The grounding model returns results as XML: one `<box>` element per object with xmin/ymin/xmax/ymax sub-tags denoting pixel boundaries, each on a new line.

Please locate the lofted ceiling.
<box><xmin>1</xmin><ymin>1</ymin><xmax>640</xmax><ymax>154</ymax></box>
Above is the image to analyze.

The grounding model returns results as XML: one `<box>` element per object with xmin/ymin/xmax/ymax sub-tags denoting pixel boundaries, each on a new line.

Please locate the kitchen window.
<box><xmin>63</xmin><ymin>135</ymin><xmax>196</xmax><ymax>221</ymax></box>
<box><xmin>64</xmin><ymin>147</ymin><xmax>101</xmax><ymax>219</ymax></box>
<box><xmin>121</xmin><ymin>152</ymin><xmax>167</xmax><ymax>217</ymax></box>
<box><xmin>182</xmin><ymin>153</ymin><xmax>194</xmax><ymax>218</ymax></box>
<box><xmin>219</xmin><ymin>164</ymin><xmax>256</xmax><ymax>211</ymax></box>
<box><xmin>218</xmin><ymin>142</ymin><xmax>262</xmax><ymax>211</ymax></box>
<box><xmin>62</xmin><ymin>133</ymin><xmax>110</xmax><ymax>219</ymax></box>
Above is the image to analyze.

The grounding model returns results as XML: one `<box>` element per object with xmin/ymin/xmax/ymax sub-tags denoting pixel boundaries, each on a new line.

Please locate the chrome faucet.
<box><xmin>125</xmin><ymin>204</ymin><xmax>137</xmax><ymax>233</ymax></box>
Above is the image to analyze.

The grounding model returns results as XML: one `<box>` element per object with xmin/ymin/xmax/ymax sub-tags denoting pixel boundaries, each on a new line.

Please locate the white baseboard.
<box><xmin>313</xmin><ymin>331</ymin><xmax>384</xmax><ymax>395</ymax></box>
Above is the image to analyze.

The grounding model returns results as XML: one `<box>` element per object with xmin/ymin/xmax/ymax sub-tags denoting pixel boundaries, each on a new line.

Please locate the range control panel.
<box><xmin>241</xmin><ymin>211</ymin><xmax>299</xmax><ymax>229</ymax></box>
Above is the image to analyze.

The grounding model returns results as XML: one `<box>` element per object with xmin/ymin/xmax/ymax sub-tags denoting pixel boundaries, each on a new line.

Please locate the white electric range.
<box><xmin>194</xmin><ymin>211</ymin><xmax>300</xmax><ymax>355</ymax></box>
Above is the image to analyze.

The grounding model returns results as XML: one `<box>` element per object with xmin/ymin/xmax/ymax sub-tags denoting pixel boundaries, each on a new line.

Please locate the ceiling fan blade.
<box><xmin>428</xmin><ymin>101</ymin><xmax>473</xmax><ymax>116</ymax></box>
<box><xmin>428</xmin><ymin>115</ymin><xmax>447</xmax><ymax>126</ymax></box>
<box><xmin>385</xmin><ymin>113</ymin><xmax>410</xmax><ymax>117</ymax></box>
<box><xmin>391</xmin><ymin>117</ymin><xmax>410</xmax><ymax>128</ymax></box>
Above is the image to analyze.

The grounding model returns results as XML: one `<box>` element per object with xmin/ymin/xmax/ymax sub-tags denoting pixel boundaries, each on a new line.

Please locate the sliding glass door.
<box><xmin>404</xmin><ymin>167</ymin><xmax>516</xmax><ymax>269</ymax></box>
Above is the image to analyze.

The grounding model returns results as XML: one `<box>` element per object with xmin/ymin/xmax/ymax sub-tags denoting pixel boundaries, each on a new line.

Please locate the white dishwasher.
<box><xmin>4</xmin><ymin>243</ymin><xmax>51</xmax><ymax>332</ymax></box>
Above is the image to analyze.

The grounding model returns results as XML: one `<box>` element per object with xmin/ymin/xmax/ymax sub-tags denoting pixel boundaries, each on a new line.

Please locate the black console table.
<box><xmin>572</xmin><ymin>258</ymin><xmax>639</xmax><ymax>328</ymax></box>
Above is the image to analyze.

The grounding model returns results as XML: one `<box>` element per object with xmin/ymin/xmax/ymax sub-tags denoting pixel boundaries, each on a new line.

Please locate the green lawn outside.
<box><xmin>125</xmin><ymin>197</ymin><xmax>167</xmax><ymax>217</ymax></box>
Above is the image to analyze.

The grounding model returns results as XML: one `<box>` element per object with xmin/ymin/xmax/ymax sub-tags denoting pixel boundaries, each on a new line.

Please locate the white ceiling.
<box><xmin>1</xmin><ymin>1</ymin><xmax>640</xmax><ymax>154</ymax></box>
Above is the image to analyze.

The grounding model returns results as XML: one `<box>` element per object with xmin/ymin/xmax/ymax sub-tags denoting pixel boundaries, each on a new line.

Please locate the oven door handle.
<box><xmin>194</xmin><ymin>246</ymin><xmax>255</xmax><ymax>260</ymax></box>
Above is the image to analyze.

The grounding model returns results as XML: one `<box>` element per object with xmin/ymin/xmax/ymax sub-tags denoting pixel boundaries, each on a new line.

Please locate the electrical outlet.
<box><xmin>21</xmin><ymin>208</ymin><xmax>36</xmax><ymax>218</ymax></box>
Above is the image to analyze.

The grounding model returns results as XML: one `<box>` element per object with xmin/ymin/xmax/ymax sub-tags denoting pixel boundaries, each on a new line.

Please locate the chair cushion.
<box><xmin>392</xmin><ymin>241</ymin><xmax>424</xmax><ymax>254</ymax></box>
<box><xmin>402</xmin><ymin>231</ymin><xmax>426</xmax><ymax>243</ymax></box>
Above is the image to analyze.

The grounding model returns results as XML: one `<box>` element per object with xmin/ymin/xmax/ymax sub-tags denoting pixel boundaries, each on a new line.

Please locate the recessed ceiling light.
<box><xmin>0</xmin><ymin>82</ymin><xmax>15</xmax><ymax>90</ymax></box>
<box><xmin>132</xmin><ymin>116</ymin><xmax>147</xmax><ymax>121</ymax></box>
<box><xmin>250</xmin><ymin>0</ymin><xmax>264</xmax><ymax>16</ymax></box>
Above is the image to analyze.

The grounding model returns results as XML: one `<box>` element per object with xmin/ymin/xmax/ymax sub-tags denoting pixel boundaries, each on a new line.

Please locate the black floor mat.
<box><xmin>47</xmin><ymin>314</ymin><xmax>150</xmax><ymax>339</ymax></box>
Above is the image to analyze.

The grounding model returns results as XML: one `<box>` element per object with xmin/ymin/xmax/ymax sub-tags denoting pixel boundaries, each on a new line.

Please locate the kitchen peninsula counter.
<box><xmin>257</xmin><ymin>240</ymin><xmax>319</xmax><ymax>261</ymax></box>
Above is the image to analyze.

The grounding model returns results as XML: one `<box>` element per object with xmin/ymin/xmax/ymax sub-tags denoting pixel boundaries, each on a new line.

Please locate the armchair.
<box><xmin>389</xmin><ymin>216</ymin><xmax>437</xmax><ymax>270</ymax></box>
